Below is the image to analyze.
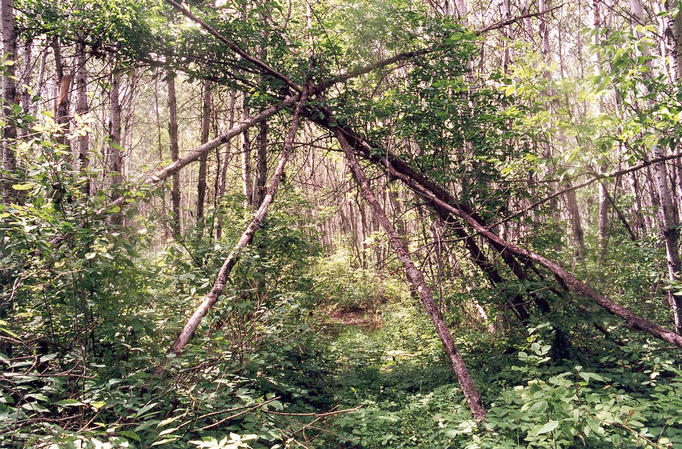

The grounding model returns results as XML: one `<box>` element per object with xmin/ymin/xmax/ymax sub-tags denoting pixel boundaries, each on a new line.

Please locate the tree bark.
<box><xmin>167</xmin><ymin>85</ymin><xmax>309</xmax><ymax>356</ymax></box>
<box><xmin>53</xmin><ymin>39</ymin><xmax>72</xmax><ymax>149</ymax></box>
<box><xmin>336</xmin><ymin>129</ymin><xmax>486</xmax><ymax>421</ymax></box>
<box><xmin>241</xmin><ymin>105</ymin><xmax>253</xmax><ymax>209</ymax></box>
<box><xmin>254</xmin><ymin>121</ymin><xmax>268</xmax><ymax>207</ymax></box>
<box><xmin>1</xmin><ymin>0</ymin><xmax>19</xmax><ymax>204</ymax></box>
<box><xmin>632</xmin><ymin>0</ymin><xmax>682</xmax><ymax>333</ymax></box>
<box><xmin>75</xmin><ymin>43</ymin><xmax>89</xmax><ymax>194</ymax></box>
<box><xmin>253</xmin><ymin>43</ymin><xmax>269</xmax><ymax>207</ymax></box>
<box><xmin>216</xmin><ymin>91</ymin><xmax>237</xmax><ymax>240</ymax></box>
<box><xmin>197</xmin><ymin>79</ymin><xmax>211</xmax><ymax>228</ymax></box>
<box><xmin>167</xmin><ymin>73</ymin><xmax>181</xmax><ymax>238</ymax></box>
<box><xmin>565</xmin><ymin>187</ymin><xmax>585</xmax><ymax>261</ymax></box>
<box><xmin>108</xmin><ymin>68</ymin><xmax>123</xmax><ymax>224</ymax></box>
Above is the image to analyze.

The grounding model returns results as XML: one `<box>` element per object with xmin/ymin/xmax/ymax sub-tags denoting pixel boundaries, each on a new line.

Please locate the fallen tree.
<box><xmin>336</xmin><ymin>129</ymin><xmax>487</xmax><ymax>420</ymax></box>
<box><xmin>311</xmin><ymin>115</ymin><xmax>682</xmax><ymax>348</ymax></box>
<box><xmin>166</xmin><ymin>83</ymin><xmax>310</xmax><ymax>356</ymax></box>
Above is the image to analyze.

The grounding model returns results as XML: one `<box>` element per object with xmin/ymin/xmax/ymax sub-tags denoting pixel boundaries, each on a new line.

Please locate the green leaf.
<box><xmin>56</xmin><ymin>399</ymin><xmax>85</xmax><ymax>407</ymax></box>
<box><xmin>27</xmin><ymin>393</ymin><xmax>49</xmax><ymax>402</ymax></box>
<box><xmin>90</xmin><ymin>401</ymin><xmax>107</xmax><ymax>410</ymax></box>
<box><xmin>11</xmin><ymin>183</ymin><xmax>35</xmax><ymax>191</ymax></box>
<box><xmin>536</xmin><ymin>420</ymin><xmax>559</xmax><ymax>435</ymax></box>
<box><xmin>150</xmin><ymin>438</ymin><xmax>178</xmax><ymax>446</ymax></box>
<box><xmin>135</xmin><ymin>402</ymin><xmax>158</xmax><ymax>418</ymax></box>
<box><xmin>119</xmin><ymin>430</ymin><xmax>141</xmax><ymax>442</ymax></box>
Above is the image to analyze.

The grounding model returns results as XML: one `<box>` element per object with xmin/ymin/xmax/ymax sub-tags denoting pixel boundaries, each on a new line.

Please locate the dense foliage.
<box><xmin>1</xmin><ymin>0</ymin><xmax>682</xmax><ymax>448</ymax></box>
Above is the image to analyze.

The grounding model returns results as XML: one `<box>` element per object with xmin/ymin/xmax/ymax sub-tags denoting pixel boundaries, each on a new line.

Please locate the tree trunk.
<box><xmin>241</xmin><ymin>105</ymin><xmax>253</xmax><ymax>209</ymax></box>
<box><xmin>336</xmin><ymin>128</ymin><xmax>486</xmax><ymax>421</ymax></box>
<box><xmin>108</xmin><ymin>69</ymin><xmax>123</xmax><ymax>224</ymax></box>
<box><xmin>167</xmin><ymin>85</ymin><xmax>309</xmax><ymax>356</ymax></box>
<box><xmin>592</xmin><ymin>0</ymin><xmax>609</xmax><ymax>262</ymax></box>
<box><xmin>167</xmin><ymin>73</ymin><xmax>181</xmax><ymax>238</ymax></box>
<box><xmin>565</xmin><ymin>186</ymin><xmax>585</xmax><ymax>261</ymax></box>
<box><xmin>1</xmin><ymin>0</ymin><xmax>19</xmax><ymax>204</ymax></box>
<box><xmin>216</xmin><ymin>91</ymin><xmax>237</xmax><ymax>239</ymax></box>
<box><xmin>75</xmin><ymin>43</ymin><xmax>90</xmax><ymax>194</ymax></box>
<box><xmin>197</xmin><ymin>79</ymin><xmax>210</xmax><ymax>228</ymax></box>
<box><xmin>632</xmin><ymin>0</ymin><xmax>682</xmax><ymax>333</ymax></box>
<box><xmin>663</xmin><ymin>0</ymin><xmax>682</xmax><ymax>335</ymax></box>
<box><xmin>254</xmin><ymin>120</ymin><xmax>268</xmax><ymax>207</ymax></box>
<box><xmin>153</xmin><ymin>75</ymin><xmax>168</xmax><ymax>241</ymax></box>
<box><xmin>19</xmin><ymin>39</ymin><xmax>32</xmax><ymax>138</ymax></box>
<box><xmin>53</xmin><ymin>39</ymin><xmax>72</xmax><ymax>149</ymax></box>
<box><xmin>253</xmin><ymin>35</ymin><xmax>269</xmax><ymax>208</ymax></box>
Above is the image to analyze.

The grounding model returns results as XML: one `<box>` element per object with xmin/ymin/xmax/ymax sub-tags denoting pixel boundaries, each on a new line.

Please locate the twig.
<box><xmin>478</xmin><ymin>3</ymin><xmax>566</xmax><ymax>34</ymax></box>
<box><xmin>261</xmin><ymin>404</ymin><xmax>363</xmax><ymax>417</ymax></box>
<box><xmin>491</xmin><ymin>151</ymin><xmax>682</xmax><ymax>228</ymax></box>
<box><xmin>198</xmin><ymin>397</ymin><xmax>280</xmax><ymax>431</ymax></box>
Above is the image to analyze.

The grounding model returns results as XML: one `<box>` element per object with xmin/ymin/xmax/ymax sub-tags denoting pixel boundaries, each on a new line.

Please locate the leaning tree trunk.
<box><xmin>335</xmin><ymin>128</ymin><xmax>486</xmax><ymax>421</ymax></box>
<box><xmin>166</xmin><ymin>84</ymin><xmax>310</xmax><ymax>356</ymax></box>
<box><xmin>167</xmin><ymin>73</ymin><xmax>181</xmax><ymax>238</ymax></box>
<box><xmin>310</xmin><ymin>106</ymin><xmax>682</xmax><ymax>348</ymax></box>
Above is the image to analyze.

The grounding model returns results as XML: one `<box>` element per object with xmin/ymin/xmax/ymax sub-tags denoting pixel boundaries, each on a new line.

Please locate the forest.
<box><xmin>1</xmin><ymin>0</ymin><xmax>682</xmax><ymax>447</ymax></box>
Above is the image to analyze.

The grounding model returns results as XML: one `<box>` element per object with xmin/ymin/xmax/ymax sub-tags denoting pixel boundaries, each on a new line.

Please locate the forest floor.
<box><xmin>313</xmin><ymin>301</ymin><xmax>472</xmax><ymax>447</ymax></box>
<box><xmin>300</xmin><ymin>299</ymin><xmax>682</xmax><ymax>448</ymax></box>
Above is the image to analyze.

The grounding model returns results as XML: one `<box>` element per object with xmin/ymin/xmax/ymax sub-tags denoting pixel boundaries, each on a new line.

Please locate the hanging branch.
<box><xmin>165</xmin><ymin>82</ymin><xmax>310</xmax><ymax>356</ymax></box>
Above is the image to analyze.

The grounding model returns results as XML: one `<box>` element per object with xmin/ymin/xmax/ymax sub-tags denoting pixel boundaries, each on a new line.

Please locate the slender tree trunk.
<box><xmin>663</xmin><ymin>0</ymin><xmax>682</xmax><ymax>334</ymax></box>
<box><xmin>1</xmin><ymin>0</ymin><xmax>19</xmax><ymax>204</ymax></box>
<box><xmin>108</xmin><ymin>69</ymin><xmax>123</xmax><ymax>224</ymax></box>
<box><xmin>216</xmin><ymin>91</ymin><xmax>237</xmax><ymax>239</ymax></box>
<box><xmin>253</xmin><ymin>43</ymin><xmax>269</xmax><ymax>207</ymax></box>
<box><xmin>336</xmin><ymin>128</ymin><xmax>486</xmax><ymax>421</ymax></box>
<box><xmin>197</xmin><ymin>79</ymin><xmax>210</xmax><ymax>229</ymax></box>
<box><xmin>591</xmin><ymin>0</ymin><xmax>609</xmax><ymax>261</ymax></box>
<box><xmin>632</xmin><ymin>0</ymin><xmax>682</xmax><ymax>333</ymax></box>
<box><xmin>631</xmin><ymin>172</ymin><xmax>646</xmax><ymax>237</ymax></box>
<box><xmin>108</xmin><ymin>71</ymin><xmax>122</xmax><ymax>184</ymax></box>
<box><xmin>53</xmin><ymin>39</ymin><xmax>72</xmax><ymax>149</ymax></box>
<box><xmin>167</xmin><ymin>73</ymin><xmax>181</xmax><ymax>238</ymax></box>
<box><xmin>254</xmin><ymin>121</ymin><xmax>268</xmax><ymax>207</ymax></box>
<box><xmin>75</xmin><ymin>43</ymin><xmax>90</xmax><ymax>194</ymax></box>
<box><xmin>167</xmin><ymin>85</ymin><xmax>309</xmax><ymax>356</ymax></box>
<box><xmin>153</xmin><ymin>76</ymin><xmax>168</xmax><ymax>241</ymax></box>
<box><xmin>19</xmin><ymin>39</ymin><xmax>31</xmax><ymax>138</ymax></box>
<box><xmin>241</xmin><ymin>106</ymin><xmax>253</xmax><ymax>208</ymax></box>
<box><xmin>565</xmin><ymin>188</ymin><xmax>585</xmax><ymax>261</ymax></box>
